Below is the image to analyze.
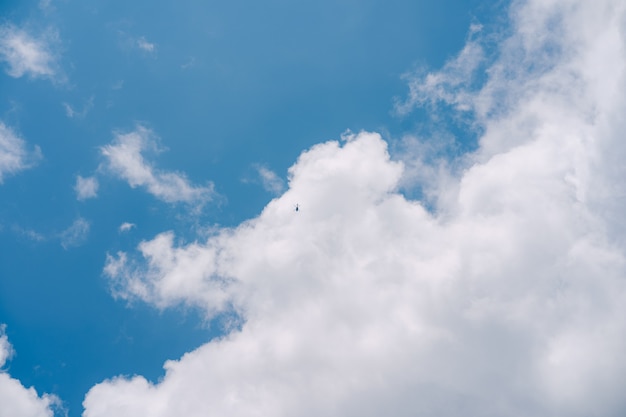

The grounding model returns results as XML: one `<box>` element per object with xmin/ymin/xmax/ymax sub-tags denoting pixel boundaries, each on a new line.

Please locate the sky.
<box><xmin>1</xmin><ymin>0</ymin><xmax>626</xmax><ymax>416</ymax></box>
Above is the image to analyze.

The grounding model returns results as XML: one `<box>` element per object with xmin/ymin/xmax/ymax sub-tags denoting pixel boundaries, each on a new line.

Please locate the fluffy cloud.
<box><xmin>0</xmin><ymin>24</ymin><xmax>60</xmax><ymax>80</ymax></box>
<box><xmin>0</xmin><ymin>327</ymin><xmax>12</xmax><ymax>368</ymax></box>
<box><xmin>86</xmin><ymin>0</ymin><xmax>626</xmax><ymax>416</ymax></box>
<box><xmin>101</xmin><ymin>126</ymin><xmax>213</xmax><ymax>205</ymax></box>
<box><xmin>0</xmin><ymin>122</ymin><xmax>42</xmax><ymax>184</ymax></box>
<box><xmin>75</xmin><ymin>175</ymin><xmax>99</xmax><ymax>200</ymax></box>
<box><xmin>0</xmin><ymin>326</ymin><xmax>61</xmax><ymax>417</ymax></box>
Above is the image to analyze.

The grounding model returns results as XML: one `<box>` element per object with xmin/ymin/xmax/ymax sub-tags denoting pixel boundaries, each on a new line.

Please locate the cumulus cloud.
<box><xmin>59</xmin><ymin>217</ymin><xmax>90</xmax><ymax>249</ymax></box>
<box><xmin>87</xmin><ymin>0</ymin><xmax>626</xmax><ymax>416</ymax></box>
<box><xmin>100</xmin><ymin>126</ymin><xmax>214</xmax><ymax>205</ymax></box>
<box><xmin>0</xmin><ymin>24</ymin><xmax>61</xmax><ymax>80</ymax></box>
<box><xmin>0</xmin><ymin>122</ymin><xmax>42</xmax><ymax>184</ymax></box>
<box><xmin>75</xmin><ymin>175</ymin><xmax>98</xmax><ymax>200</ymax></box>
<box><xmin>0</xmin><ymin>325</ymin><xmax>62</xmax><ymax>417</ymax></box>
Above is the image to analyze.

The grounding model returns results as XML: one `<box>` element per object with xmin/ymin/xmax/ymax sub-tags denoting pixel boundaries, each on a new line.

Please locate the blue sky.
<box><xmin>2</xmin><ymin>0</ymin><xmax>626</xmax><ymax>416</ymax></box>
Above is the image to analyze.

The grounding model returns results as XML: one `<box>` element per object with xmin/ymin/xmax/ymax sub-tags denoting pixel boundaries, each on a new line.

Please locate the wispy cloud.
<box><xmin>242</xmin><ymin>164</ymin><xmax>285</xmax><ymax>195</ymax></box>
<box><xmin>255</xmin><ymin>165</ymin><xmax>284</xmax><ymax>195</ymax></box>
<box><xmin>110</xmin><ymin>22</ymin><xmax>157</xmax><ymax>58</ymax></box>
<box><xmin>59</xmin><ymin>217</ymin><xmax>90</xmax><ymax>249</ymax></box>
<box><xmin>12</xmin><ymin>216</ymin><xmax>91</xmax><ymax>247</ymax></box>
<box><xmin>13</xmin><ymin>225</ymin><xmax>46</xmax><ymax>242</ymax></box>
<box><xmin>0</xmin><ymin>23</ymin><xmax>61</xmax><ymax>80</ymax></box>
<box><xmin>101</xmin><ymin>125</ymin><xmax>214</xmax><ymax>205</ymax></box>
<box><xmin>394</xmin><ymin>24</ymin><xmax>485</xmax><ymax>116</ymax></box>
<box><xmin>136</xmin><ymin>37</ymin><xmax>156</xmax><ymax>53</ymax></box>
<box><xmin>75</xmin><ymin>175</ymin><xmax>99</xmax><ymax>200</ymax></box>
<box><xmin>119</xmin><ymin>222</ymin><xmax>136</xmax><ymax>233</ymax></box>
<box><xmin>38</xmin><ymin>0</ymin><xmax>53</xmax><ymax>13</ymax></box>
<box><xmin>181</xmin><ymin>56</ymin><xmax>196</xmax><ymax>70</ymax></box>
<box><xmin>63</xmin><ymin>96</ymin><xmax>94</xmax><ymax>119</ymax></box>
<box><xmin>0</xmin><ymin>122</ymin><xmax>42</xmax><ymax>184</ymax></box>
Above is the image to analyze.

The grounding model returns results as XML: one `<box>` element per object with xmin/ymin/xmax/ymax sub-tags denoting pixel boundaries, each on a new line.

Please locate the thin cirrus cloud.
<box><xmin>63</xmin><ymin>96</ymin><xmax>94</xmax><ymax>119</ymax></box>
<box><xmin>12</xmin><ymin>225</ymin><xmax>46</xmax><ymax>242</ymax></box>
<box><xmin>0</xmin><ymin>326</ymin><xmax>61</xmax><ymax>417</ymax></box>
<box><xmin>75</xmin><ymin>175</ymin><xmax>99</xmax><ymax>201</ymax></box>
<box><xmin>100</xmin><ymin>126</ymin><xmax>214</xmax><ymax>205</ymax></box>
<box><xmin>11</xmin><ymin>217</ymin><xmax>90</xmax><ymax>247</ymax></box>
<box><xmin>111</xmin><ymin>24</ymin><xmax>156</xmax><ymax>55</ymax></box>
<box><xmin>86</xmin><ymin>0</ymin><xmax>626</xmax><ymax>416</ymax></box>
<box><xmin>255</xmin><ymin>165</ymin><xmax>285</xmax><ymax>195</ymax></box>
<box><xmin>136</xmin><ymin>37</ymin><xmax>156</xmax><ymax>53</ymax></box>
<box><xmin>119</xmin><ymin>222</ymin><xmax>136</xmax><ymax>233</ymax></box>
<box><xmin>59</xmin><ymin>217</ymin><xmax>90</xmax><ymax>249</ymax></box>
<box><xmin>113</xmin><ymin>28</ymin><xmax>157</xmax><ymax>57</ymax></box>
<box><xmin>0</xmin><ymin>122</ymin><xmax>42</xmax><ymax>184</ymax></box>
<box><xmin>0</xmin><ymin>23</ymin><xmax>61</xmax><ymax>80</ymax></box>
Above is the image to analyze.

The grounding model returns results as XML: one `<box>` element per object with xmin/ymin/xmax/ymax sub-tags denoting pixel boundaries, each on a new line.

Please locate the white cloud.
<box><xmin>63</xmin><ymin>96</ymin><xmax>94</xmax><ymax>119</ymax></box>
<box><xmin>62</xmin><ymin>103</ymin><xmax>74</xmax><ymax>118</ymax></box>
<box><xmin>395</xmin><ymin>25</ymin><xmax>484</xmax><ymax>115</ymax></box>
<box><xmin>86</xmin><ymin>0</ymin><xmax>626</xmax><ymax>416</ymax></box>
<box><xmin>59</xmin><ymin>217</ymin><xmax>90</xmax><ymax>249</ymax></box>
<box><xmin>100</xmin><ymin>126</ymin><xmax>214</xmax><ymax>205</ymax></box>
<box><xmin>0</xmin><ymin>122</ymin><xmax>42</xmax><ymax>184</ymax></box>
<box><xmin>136</xmin><ymin>37</ymin><xmax>156</xmax><ymax>53</ymax></box>
<box><xmin>255</xmin><ymin>165</ymin><xmax>285</xmax><ymax>195</ymax></box>
<box><xmin>0</xmin><ymin>24</ymin><xmax>60</xmax><ymax>80</ymax></box>
<box><xmin>112</xmin><ymin>26</ymin><xmax>156</xmax><ymax>57</ymax></box>
<box><xmin>0</xmin><ymin>325</ymin><xmax>12</xmax><ymax>368</ymax></box>
<box><xmin>38</xmin><ymin>0</ymin><xmax>53</xmax><ymax>13</ymax></box>
<box><xmin>13</xmin><ymin>226</ymin><xmax>46</xmax><ymax>242</ymax></box>
<box><xmin>0</xmin><ymin>325</ymin><xmax>62</xmax><ymax>417</ymax></box>
<box><xmin>181</xmin><ymin>56</ymin><xmax>196</xmax><ymax>70</ymax></box>
<box><xmin>119</xmin><ymin>222</ymin><xmax>136</xmax><ymax>233</ymax></box>
<box><xmin>74</xmin><ymin>175</ymin><xmax>98</xmax><ymax>201</ymax></box>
